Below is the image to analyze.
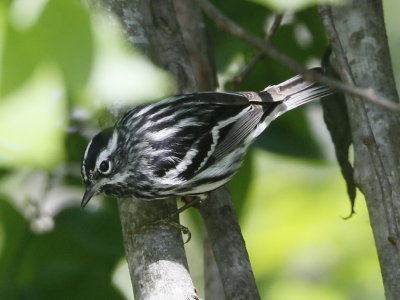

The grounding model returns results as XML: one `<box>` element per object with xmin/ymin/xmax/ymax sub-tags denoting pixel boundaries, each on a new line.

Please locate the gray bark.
<box><xmin>324</xmin><ymin>1</ymin><xmax>400</xmax><ymax>298</ymax></box>
<box><xmin>117</xmin><ymin>198</ymin><xmax>197</xmax><ymax>299</ymax></box>
<box><xmin>105</xmin><ymin>0</ymin><xmax>198</xmax><ymax>299</ymax></box>
<box><xmin>203</xmin><ymin>234</ymin><xmax>226</xmax><ymax>299</ymax></box>
<box><xmin>199</xmin><ymin>187</ymin><xmax>260</xmax><ymax>300</ymax></box>
<box><xmin>173</xmin><ymin>0</ymin><xmax>217</xmax><ymax>91</ymax></box>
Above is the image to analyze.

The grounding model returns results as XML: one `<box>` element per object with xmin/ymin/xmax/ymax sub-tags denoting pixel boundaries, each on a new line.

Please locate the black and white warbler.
<box><xmin>81</xmin><ymin>68</ymin><xmax>333</xmax><ymax>208</ymax></box>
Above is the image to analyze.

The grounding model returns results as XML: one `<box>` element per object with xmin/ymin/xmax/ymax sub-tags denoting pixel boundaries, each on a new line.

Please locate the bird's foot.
<box><xmin>144</xmin><ymin>194</ymin><xmax>208</xmax><ymax>243</ymax></box>
<box><xmin>149</xmin><ymin>218</ymin><xmax>192</xmax><ymax>243</ymax></box>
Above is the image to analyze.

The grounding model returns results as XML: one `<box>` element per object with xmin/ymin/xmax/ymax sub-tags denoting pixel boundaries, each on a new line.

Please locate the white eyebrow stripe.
<box><xmin>82</xmin><ymin>139</ymin><xmax>93</xmax><ymax>182</ymax></box>
<box><xmin>83</xmin><ymin>139</ymin><xmax>93</xmax><ymax>163</ymax></box>
<box><xmin>95</xmin><ymin>131</ymin><xmax>118</xmax><ymax>170</ymax></box>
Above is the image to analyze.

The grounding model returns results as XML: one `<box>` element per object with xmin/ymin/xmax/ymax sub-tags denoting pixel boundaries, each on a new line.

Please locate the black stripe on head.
<box><xmin>82</xmin><ymin>128</ymin><xmax>114</xmax><ymax>183</ymax></box>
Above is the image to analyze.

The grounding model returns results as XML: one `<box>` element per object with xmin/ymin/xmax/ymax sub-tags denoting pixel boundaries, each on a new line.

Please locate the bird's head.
<box><xmin>80</xmin><ymin>128</ymin><xmax>125</xmax><ymax>208</ymax></box>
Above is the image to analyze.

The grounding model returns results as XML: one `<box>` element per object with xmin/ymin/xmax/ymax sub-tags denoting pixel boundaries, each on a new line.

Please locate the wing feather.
<box><xmin>127</xmin><ymin>92</ymin><xmax>278</xmax><ymax>186</ymax></box>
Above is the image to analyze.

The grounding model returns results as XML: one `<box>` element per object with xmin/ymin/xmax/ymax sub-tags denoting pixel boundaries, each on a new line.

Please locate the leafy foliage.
<box><xmin>1</xmin><ymin>0</ymin><xmax>94</xmax><ymax>97</ymax></box>
<box><xmin>0</xmin><ymin>197</ymin><xmax>124</xmax><ymax>300</ymax></box>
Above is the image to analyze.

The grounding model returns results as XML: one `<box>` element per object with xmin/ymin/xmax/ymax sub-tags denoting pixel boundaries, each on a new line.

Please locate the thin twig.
<box><xmin>266</xmin><ymin>13</ymin><xmax>284</xmax><ymax>39</ymax></box>
<box><xmin>195</xmin><ymin>0</ymin><xmax>400</xmax><ymax>112</ymax></box>
<box><xmin>230</xmin><ymin>14</ymin><xmax>283</xmax><ymax>89</ymax></box>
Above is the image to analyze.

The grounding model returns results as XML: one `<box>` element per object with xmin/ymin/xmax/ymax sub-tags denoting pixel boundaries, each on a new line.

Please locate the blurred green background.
<box><xmin>1</xmin><ymin>0</ymin><xmax>398</xmax><ymax>299</ymax></box>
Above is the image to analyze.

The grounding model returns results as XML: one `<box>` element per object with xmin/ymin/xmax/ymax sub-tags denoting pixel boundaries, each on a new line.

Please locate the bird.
<box><xmin>81</xmin><ymin>68</ymin><xmax>333</xmax><ymax>208</ymax></box>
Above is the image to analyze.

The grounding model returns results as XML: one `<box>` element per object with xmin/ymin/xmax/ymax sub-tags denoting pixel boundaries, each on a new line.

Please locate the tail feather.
<box><xmin>262</xmin><ymin>67</ymin><xmax>333</xmax><ymax>111</ymax></box>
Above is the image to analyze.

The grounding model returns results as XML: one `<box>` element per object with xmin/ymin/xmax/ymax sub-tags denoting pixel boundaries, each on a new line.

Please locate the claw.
<box><xmin>147</xmin><ymin>218</ymin><xmax>192</xmax><ymax>243</ymax></box>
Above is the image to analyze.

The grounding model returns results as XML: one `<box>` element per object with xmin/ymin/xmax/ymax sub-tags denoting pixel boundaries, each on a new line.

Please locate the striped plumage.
<box><xmin>81</xmin><ymin>68</ymin><xmax>333</xmax><ymax>207</ymax></box>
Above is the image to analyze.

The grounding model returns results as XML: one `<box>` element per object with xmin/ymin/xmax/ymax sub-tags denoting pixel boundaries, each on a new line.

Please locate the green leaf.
<box><xmin>0</xmin><ymin>25</ymin><xmax>42</xmax><ymax>96</ymax></box>
<box><xmin>0</xmin><ymin>67</ymin><xmax>66</xmax><ymax>169</ymax></box>
<box><xmin>0</xmin><ymin>0</ymin><xmax>93</xmax><ymax>96</ymax></box>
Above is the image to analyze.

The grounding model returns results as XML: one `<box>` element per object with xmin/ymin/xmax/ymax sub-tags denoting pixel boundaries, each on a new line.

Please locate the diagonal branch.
<box><xmin>194</xmin><ymin>0</ymin><xmax>400</xmax><ymax>112</ymax></box>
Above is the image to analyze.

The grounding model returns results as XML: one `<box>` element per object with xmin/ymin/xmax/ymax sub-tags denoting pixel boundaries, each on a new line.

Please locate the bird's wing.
<box><xmin>133</xmin><ymin>92</ymin><xmax>277</xmax><ymax>184</ymax></box>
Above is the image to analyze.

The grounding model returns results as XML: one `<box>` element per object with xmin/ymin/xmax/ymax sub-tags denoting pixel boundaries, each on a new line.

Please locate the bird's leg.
<box><xmin>168</xmin><ymin>194</ymin><xmax>208</xmax><ymax>219</ymax></box>
<box><xmin>156</xmin><ymin>218</ymin><xmax>192</xmax><ymax>243</ymax></box>
<box><xmin>137</xmin><ymin>218</ymin><xmax>192</xmax><ymax>243</ymax></box>
<box><xmin>147</xmin><ymin>194</ymin><xmax>208</xmax><ymax>243</ymax></box>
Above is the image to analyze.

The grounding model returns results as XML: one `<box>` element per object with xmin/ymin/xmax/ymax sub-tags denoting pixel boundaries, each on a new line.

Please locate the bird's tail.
<box><xmin>262</xmin><ymin>67</ymin><xmax>333</xmax><ymax>111</ymax></box>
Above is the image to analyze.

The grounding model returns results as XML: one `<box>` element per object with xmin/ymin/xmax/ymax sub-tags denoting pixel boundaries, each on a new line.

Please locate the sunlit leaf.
<box><xmin>1</xmin><ymin>0</ymin><xmax>93</xmax><ymax>96</ymax></box>
<box><xmin>0</xmin><ymin>66</ymin><xmax>66</xmax><ymax>169</ymax></box>
<box><xmin>87</xmin><ymin>14</ymin><xmax>175</xmax><ymax>109</ymax></box>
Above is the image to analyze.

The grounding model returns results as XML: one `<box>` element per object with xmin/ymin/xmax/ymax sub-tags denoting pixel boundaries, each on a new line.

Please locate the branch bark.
<box><xmin>319</xmin><ymin>2</ymin><xmax>400</xmax><ymax>299</ymax></box>
<box><xmin>199</xmin><ymin>187</ymin><xmax>260</xmax><ymax>299</ymax></box>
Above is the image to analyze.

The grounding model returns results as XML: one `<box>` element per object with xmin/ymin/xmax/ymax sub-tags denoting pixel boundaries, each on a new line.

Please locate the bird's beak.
<box><xmin>81</xmin><ymin>184</ymin><xmax>98</xmax><ymax>208</ymax></box>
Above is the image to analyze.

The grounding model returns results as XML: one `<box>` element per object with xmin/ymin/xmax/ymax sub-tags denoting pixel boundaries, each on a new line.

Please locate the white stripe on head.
<box><xmin>95</xmin><ymin>130</ymin><xmax>119</xmax><ymax>170</ymax></box>
<box><xmin>82</xmin><ymin>139</ymin><xmax>93</xmax><ymax>182</ymax></box>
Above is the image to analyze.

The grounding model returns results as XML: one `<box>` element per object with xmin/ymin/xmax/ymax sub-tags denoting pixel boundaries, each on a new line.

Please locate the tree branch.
<box><xmin>319</xmin><ymin>2</ymin><xmax>400</xmax><ymax>299</ymax></box>
<box><xmin>199</xmin><ymin>186</ymin><xmax>260</xmax><ymax>299</ymax></box>
<box><xmin>117</xmin><ymin>198</ymin><xmax>198</xmax><ymax>299</ymax></box>
<box><xmin>194</xmin><ymin>0</ymin><xmax>400</xmax><ymax>112</ymax></box>
<box><xmin>318</xmin><ymin>5</ymin><xmax>400</xmax><ymax>240</ymax></box>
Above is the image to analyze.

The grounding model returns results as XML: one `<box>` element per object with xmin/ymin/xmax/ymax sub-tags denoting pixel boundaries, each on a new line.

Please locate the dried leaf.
<box><xmin>321</xmin><ymin>91</ymin><xmax>356</xmax><ymax>218</ymax></box>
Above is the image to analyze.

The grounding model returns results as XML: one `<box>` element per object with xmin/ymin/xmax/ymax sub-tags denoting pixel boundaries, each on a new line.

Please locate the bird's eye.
<box><xmin>99</xmin><ymin>160</ymin><xmax>111</xmax><ymax>174</ymax></box>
